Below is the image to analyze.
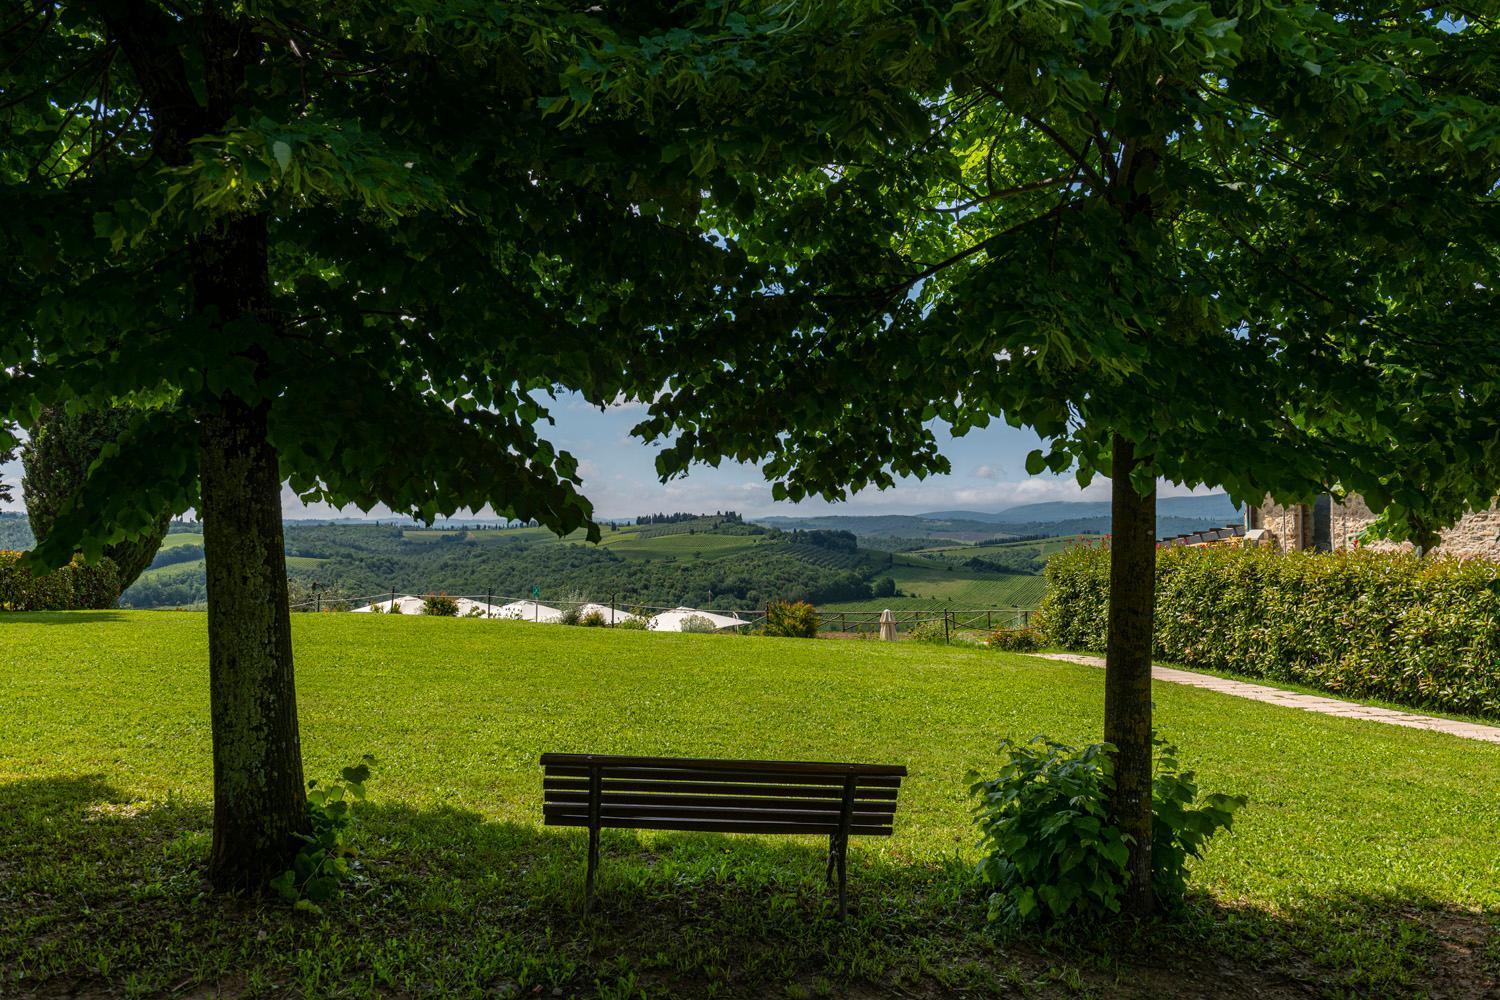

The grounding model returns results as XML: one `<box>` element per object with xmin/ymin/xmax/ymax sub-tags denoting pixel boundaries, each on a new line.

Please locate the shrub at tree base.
<box><xmin>969</xmin><ymin>736</ymin><xmax>1243</xmax><ymax>925</ymax></box>
<box><xmin>762</xmin><ymin>600</ymin><xmax>819</xmax><ymax>638</ymax></box>
<box><xmin>0</xmin><ymin>551</ymin><xmax>119</xmax><ymax>611</ymax></box>
<box><xmin>988</xmin><ymin>627</ymin><xmax>1044</xmax><ymax>653</ymax></box>
<box><xmin>1038</xmin><ymin>542</ymin><xmax>1500</xmax><ymax>716</ymax></box>
<box><xmin>271</xmin><ymin>756</ymin><xmax>375</xmax><ymax>914</ymax></box>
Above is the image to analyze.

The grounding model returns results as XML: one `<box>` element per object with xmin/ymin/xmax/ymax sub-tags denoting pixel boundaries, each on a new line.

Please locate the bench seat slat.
<box><xmin>543</xmin><ymin>777</ymin><xmax>899</xmax><ymax>800</ymax></box>
<box><xmin>544</xmin><ymin>790</ymin><xmax>897</xmax><ymax>814</ymax></box>
<box><xmin>543</xmin><ymin>766</ymin><xmax>901</xmax><ymax>788</ymax></box>
<box><xmin>543</xmin><ymin>802</ymin><xmax>896</xmax><ymax>826</ymax></box>
<box><xmin>540</xmin><ymin>753</ymin><xmax>907</xmax><ymax>777</ymax></box>
<box><xmin>543</xmin><ymin>814</ymin><xmax>895</xmax><ymax>837</ymax></box>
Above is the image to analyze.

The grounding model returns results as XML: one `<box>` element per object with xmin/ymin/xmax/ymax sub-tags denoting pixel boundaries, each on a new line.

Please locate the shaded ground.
<box><xmin>2</xmin><ymin>775</ymin><xmax>1493</xmax><ymax>999</ymax></box>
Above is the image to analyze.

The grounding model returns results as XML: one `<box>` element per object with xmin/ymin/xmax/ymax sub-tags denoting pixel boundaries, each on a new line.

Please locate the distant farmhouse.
<box><xmin>1246</xmin><ymin>495</ymin><xmax>1500</xmax><ymax>559</ymax></box>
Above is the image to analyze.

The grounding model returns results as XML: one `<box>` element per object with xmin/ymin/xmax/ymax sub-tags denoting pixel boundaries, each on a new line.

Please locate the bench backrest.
<box><xmin>540</xmin><ymin>753</ymin><xmax>906</xmax><ymax>837</ymax></box>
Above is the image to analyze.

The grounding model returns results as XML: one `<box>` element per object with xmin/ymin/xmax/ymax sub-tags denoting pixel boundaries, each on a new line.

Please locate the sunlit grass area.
<box><xmin>2</xmin><ymin>612</ymin><xmax>1495</xmax><ymax>997</ymax></box>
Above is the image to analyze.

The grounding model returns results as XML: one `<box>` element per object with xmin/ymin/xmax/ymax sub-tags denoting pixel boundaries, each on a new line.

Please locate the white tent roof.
<box><xmin>494</xmin><ymin>599</ymin><xmax>565</xmax><ymax>623</ymax></box>
<box><xmin>576</xmin><ymin>602</ymin><xmax>641</xmax><ymax>623</ymax></box>
<box><xmin>454</xmin><ymin>598</ymin><xmax>505</xmax><ymax>617</ymax></box>
<box><xmin>647</xmin><ymin>607</ymin><xmax>748</xmax><ymax>632</ymax></box>
<box><xmin>352</xmin><ymin>595</ymin><xmax>429</xmax><ymax>614</ymax></box>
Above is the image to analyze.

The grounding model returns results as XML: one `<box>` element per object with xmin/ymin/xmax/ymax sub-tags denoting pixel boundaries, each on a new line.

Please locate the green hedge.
<box><xmin>1037</xmin><ymin>542</ymin><xmax>1500</xmax><ymax>717</ymax></box>
<box><xmin>0</xmin><ymin>550</ymin><xmax>120</xmax><ymax>611</ymax></box>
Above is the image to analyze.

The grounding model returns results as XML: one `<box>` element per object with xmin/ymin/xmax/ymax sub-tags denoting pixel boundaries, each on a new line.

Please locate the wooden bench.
<box><xmin>540</xmin><ymin>753</ymin><xmax>907</xmax><ymax>916</ymax></box>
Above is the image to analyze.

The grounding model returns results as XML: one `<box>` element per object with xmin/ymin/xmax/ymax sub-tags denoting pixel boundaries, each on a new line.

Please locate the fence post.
<box><xmin>389</xmin><ymin>586</ymin><xmax>396</xmax><ymax>613</ymax></box>
<box><xmin>485</xmin><ymin>588</ymin><xmax>492</xmax><ymax>617</ymax></box>
<box><xmin>315</xmin><ymin>584</ymin><xmax>321</xmax><ymax>614</ymax></box>
<box><xmin>611</xmin><ymin>593</ymin><xmax>616</xmax><ymax>627</ymax></box>
<box><xmin>943</xmin><ymin>610</ymin><xmax>950</xmax><ymax>643</ymax></box>
<box><xmin>1023</xmin><ymin>608</ymin><xmax>1030</xmax><ymax>628</ymax></box>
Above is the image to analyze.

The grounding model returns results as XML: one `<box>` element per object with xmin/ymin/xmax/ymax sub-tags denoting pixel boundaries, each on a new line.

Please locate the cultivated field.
<box><xmin>823</xmin><ymin>562</ymin><xmax>1049</xmax><ymax>612</ymax></box>
<box><xmin>2</xmin><ymin>612</ymin><xmax>1496</xmax><ymax>997</ymax></box>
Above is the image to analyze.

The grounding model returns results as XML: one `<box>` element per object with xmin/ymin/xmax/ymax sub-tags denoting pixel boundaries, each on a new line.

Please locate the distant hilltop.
<box><xmin>919</xmin><ymin>493</ymin><xmax>1239</xmax><ymax>526</ymax></box>
<box><xmin>754</xmin><ymin>494</ymin><xmax>1239</xmax><ymax>543</ymax></box>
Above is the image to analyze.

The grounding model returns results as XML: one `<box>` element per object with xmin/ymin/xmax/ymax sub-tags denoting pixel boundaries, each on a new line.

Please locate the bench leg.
<box><xmin>584</xmin><ymin>825</ymin><xmax>600</xmax><ymax>915</ymax></box>
<box><xmin>836</xmin><ymin>836</ymin><xmax>848</xmax><ymax>919</ymax></box>
<box><xmin>825</xmin><ymin>834</ymin><xmax>838</xmax><ymax>886</ymax></box>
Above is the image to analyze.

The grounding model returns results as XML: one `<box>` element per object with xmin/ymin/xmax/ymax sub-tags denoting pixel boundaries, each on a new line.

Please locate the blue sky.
<box><xmin>0</xmin><ymin>392</ymin><xmax>1209</xmax><ymax>520</ymax></box>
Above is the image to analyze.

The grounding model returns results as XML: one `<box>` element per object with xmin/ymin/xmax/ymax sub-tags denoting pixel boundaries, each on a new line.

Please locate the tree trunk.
<box><xmin>1104</xmin><ymin>433</ymin><xmax>1157</xmax><ymax>919</ymax></box>
<box><xmin>199</xmin><ymin>394</ymin><xmax>305</xmax><ymax>890</ymax></box>
<box><xmin>101</xmin><ymin>7</ymin><xmax>303</xmax><ymax>892</ymax></box>
<box><xmin>194</xmin><ymin>215</ymin><xmax>306</xmax><ymax>891</ymax></box>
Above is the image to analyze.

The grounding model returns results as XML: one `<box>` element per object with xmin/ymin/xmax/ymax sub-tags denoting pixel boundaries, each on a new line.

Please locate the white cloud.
<box><xmin>974</xmin><ymin>464</ymin><xmax>998</xmax><ymax>480</ymax></box>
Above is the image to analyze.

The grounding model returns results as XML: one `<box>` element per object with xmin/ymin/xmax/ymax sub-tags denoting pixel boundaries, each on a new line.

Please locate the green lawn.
<box><xmin>2</xmin><ymin>613</ymin><xmax>1496</xmax><ymax>997</ymax></box>
<box><xmin>590</xmin><ymin>531</ymin><xmax>767</xmax><ymax>561</ymax></box>
<box><xmin>158</xmin><ymin>532</ymin><xmax>205</xmax><ymax>549</ymax></box>
<box><xmin>137</xmin><ymin>550</ymin><xmax>324</xmax><ymax>583</ymax></box>
<box><xmin>136</xmin><ymin>556</ymin><xmax>207</xmax><ymax>582</ymax></box>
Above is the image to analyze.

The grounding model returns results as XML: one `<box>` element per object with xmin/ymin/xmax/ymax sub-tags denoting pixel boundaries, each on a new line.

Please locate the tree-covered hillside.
<box><xmin>121</xmin><ymin>517</ymin><xmax>919</xmax><ymax>612</ymax></box>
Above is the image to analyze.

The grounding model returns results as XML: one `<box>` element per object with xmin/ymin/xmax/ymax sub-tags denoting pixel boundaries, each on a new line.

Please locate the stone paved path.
<box><xmin>1035</xmin><ymin>653</ymin><xmax>1500</xmax><ymax>744</ymax></box>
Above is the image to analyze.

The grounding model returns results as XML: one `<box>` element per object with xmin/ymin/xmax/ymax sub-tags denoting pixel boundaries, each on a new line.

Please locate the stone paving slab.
<box><xmin>1034</xmin><ymin>653</ymin><xmax>1500</xmax><ymax>744</ymax></box>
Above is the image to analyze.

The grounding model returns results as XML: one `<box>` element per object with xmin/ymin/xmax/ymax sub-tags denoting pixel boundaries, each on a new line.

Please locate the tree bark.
<box><xmin>194</xmin><ymin>214</ymin><xmax>307</xmax><ymax>891</ymax></box>
<box><xmin>199</xmin><ymin>391</ymin><xmax>305</xmax><ymax>890</ymax></box>
<box><xmin>1104</xmin><ymin>432</ymin><xmax>1157</xmax><ymax>919</ymax></box>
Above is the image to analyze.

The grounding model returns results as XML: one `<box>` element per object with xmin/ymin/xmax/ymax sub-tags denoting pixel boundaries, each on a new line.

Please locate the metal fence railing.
<box><xmin>285</xmin><ymin>589</ymin><xmax>1036</xmax><ymax>635</ymax></box>
<box><xmin>812</xmin><ymin>608</ymin><xmax>1033</xmax><ymax>635</ymax></box>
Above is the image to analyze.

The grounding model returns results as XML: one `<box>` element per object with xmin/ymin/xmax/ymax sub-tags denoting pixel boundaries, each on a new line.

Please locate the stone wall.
<box><xmin>1247</xmin><ymin>495</ymin><xmax>1500</xmax><ymax>560</ymax></box>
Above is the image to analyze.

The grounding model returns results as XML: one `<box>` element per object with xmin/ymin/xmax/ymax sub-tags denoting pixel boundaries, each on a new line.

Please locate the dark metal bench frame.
<box><xmin>540</xmin><ymin>753</ymin><xmax>907</xmax><ymax>917</ymax></box>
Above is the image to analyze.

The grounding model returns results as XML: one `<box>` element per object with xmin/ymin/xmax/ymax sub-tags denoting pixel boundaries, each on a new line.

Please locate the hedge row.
<box><xmin>1037</xmin><ymin>542</ymin><xmax>1500</xmax><ymax>717</ymax></box>
<box><xmin>0</xmin><ymin>550</ymin><xmax>120</xmax><ymax>611</ymax></box>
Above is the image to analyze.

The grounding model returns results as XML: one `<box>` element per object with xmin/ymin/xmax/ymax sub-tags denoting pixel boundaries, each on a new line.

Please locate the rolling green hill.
<box><xmin>117</xmin><ymin>514</ymin><xmax>1068</xmax><ymax>612</ymax></box>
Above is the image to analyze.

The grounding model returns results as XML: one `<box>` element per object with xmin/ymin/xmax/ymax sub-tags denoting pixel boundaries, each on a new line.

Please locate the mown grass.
<box><xmin>590</xmin><ymin>532</ymin><xmax>767</xmax><ymax>561</ymax></box>
<box><xmin>2</xmin><ymin>613</ymin><xmax>1496</xmax><ymax>998</ymax></box>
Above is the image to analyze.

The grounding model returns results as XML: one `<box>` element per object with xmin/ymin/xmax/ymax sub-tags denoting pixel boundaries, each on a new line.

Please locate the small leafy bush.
<box><xmin>0</xmin><ymin>551</ymin><xmax>120</xmax><ymax>610</ymax></box>
<box><xmin>422</xmin><ymin>592</ymin><xmax>459</xmax><ymax>616</ymax></box>
<box><xmin>557</xmin><ymin>590</ymin><xmax>589</xmax><ymax>626</ymax></box>
<box><xmin>271</xmin><ymin>756</ymin><xmax>375</xmax><ymax>912</ymax></box>
<box><xmin>988</xmin><ymin>627</ymin><xmax>1044</xmax><ymax>652</ymax></box>
<box><xmin>579</xmin><ymin>609</ymin><xmax>608</xmax><ymax>627</ymax></box>
<box><xmin>763</xmin><ymin>600</ymin><xmax>819</xmax><ymax>638</ymax></box>
<box><xmin>616</xmin><ymin>615</ymin><xmax>648</xmax><ymax>630</ymax></box>
<box><xmin>969</xmin><ymin>736</ymin><xmax>1243</xmax><ymax>925</ymax></box>
<box><xmin>906</xmin><ymin>618</ymin><xmax>948</xmax><ymax>643</ymax></box>
<box><xmin>679</xmin><ymin>613</ymin><xmax>717</xmax><ymax>633</ymax></box>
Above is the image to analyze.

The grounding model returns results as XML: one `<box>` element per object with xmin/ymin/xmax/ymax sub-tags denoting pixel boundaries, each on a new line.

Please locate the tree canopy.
<box><xmin>22</xmin><ymin>403</ymin><xmax>171</xmax><ymax>588</ymax></box>
<box><xmin>0</xmin><ymin>0</ymin><xmax>914</xmax><ymax>887</ymax></box>
<box><xmin>644</xmin><ymin>2</ymin><xmax>1500</xmax><ymax>531</ymax></box>
<box><xmin>634</xmin><ymin>0</ymin><xmax>1500</xmax><ymax>914</ymax></box>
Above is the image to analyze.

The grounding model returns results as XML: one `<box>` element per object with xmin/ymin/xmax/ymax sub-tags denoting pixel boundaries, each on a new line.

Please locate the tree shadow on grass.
<box><xmin>0</xmin><ymin>776</ymin><xmax>1492</xmax><ymax>998</ymax></box>
<box><xmin>3</xmin><ymin>610</ymin><xmax>134</xmax><ymax>625</ymax></box>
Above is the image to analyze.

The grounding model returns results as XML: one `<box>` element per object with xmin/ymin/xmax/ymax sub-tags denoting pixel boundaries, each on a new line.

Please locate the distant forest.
<box><xmin>121</xmin><ymin>519</ymin><xmax>904</xmax><ymax>611</ymax></box>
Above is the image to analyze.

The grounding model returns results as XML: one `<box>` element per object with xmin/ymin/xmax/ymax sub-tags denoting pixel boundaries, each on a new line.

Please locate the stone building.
<box><xmin>1245</xmin><ymin>494</ymin><xmax>1500</xmax><ymax>560</ymax></box>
